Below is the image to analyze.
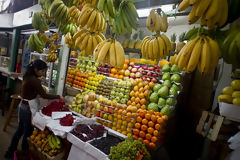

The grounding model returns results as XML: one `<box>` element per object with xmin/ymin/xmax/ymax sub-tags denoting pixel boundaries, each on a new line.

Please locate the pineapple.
<box><xmin>170</xmin><ymin>33</ymin><xmax>176</xmax><ymax>52</ymax></box>
<box><xmin>177</xmin><ymin>32</ymin><xmax>186</xmax><ymax>52</ymax></box>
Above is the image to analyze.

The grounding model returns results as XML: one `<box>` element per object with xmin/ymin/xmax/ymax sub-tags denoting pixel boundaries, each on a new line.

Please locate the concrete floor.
<box><xmin>0</xmin><ymin>109</ymin><xmax>19</xmax><ymax>160</ymax></box>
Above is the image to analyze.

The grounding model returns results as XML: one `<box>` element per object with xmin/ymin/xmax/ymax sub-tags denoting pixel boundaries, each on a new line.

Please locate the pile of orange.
<box><xmin>109</xmin><ymin>59</ymin><xmax>130</xmax><ymax>79</ymax></box>
<box><xmin>66</xmin><ymin>67</ymin><xmax>76</xmax><ymax>86</ymax></box>
<box><xmin>112</xmin><ymin>104</ymin><xmax>136</xmax><ymax>137</ymax></box>
<box><xmin>72</xmin><ymin>72</ymin><xmax>91</xmax><ymax>89</ymax></box>
<box><xmin>132</xmin><ymin>110</ymin><xmax>168</xmax><ymax>148</ymax></box>
<box><xmin>127</xmin><ymin>79</ymin><xmax>154</xmax><ymax>111</ymax></box>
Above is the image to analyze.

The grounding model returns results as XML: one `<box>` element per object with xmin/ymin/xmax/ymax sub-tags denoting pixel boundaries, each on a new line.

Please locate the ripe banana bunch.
<box><xmin>112</xmin><ymin>0</ymin><xmax>138</xmax><ymax>35</ymax></box>
<box><xmin>146</xmin><ymin>9</ymin><xmax>168</xmax><ymax>33</ymax></box>
<box><xmin>78</xmin><ymin>5</ymin><xmax>107</xmax><ymax>32</ymax></box>
<box><xmin>39</xmin><ymin>32</ymin><xmax>49</xmax><ymax>43</ymax></box>
<box><xmin>134</xmin><ymin>40</ymin><xmax>142</xmax><ymax>50</ymax></box>
<box><xmin>28</xmin><ymin>33</ymin><xmax>45</xmax><ymax>53</ymax></box>
<box><xmin>93</xmin><ymin>39</ymin><xmax>125</xmax><ymax>69</ymax></box>
<box><xmin>68</xmin><ymin>6</ymin><xmax>81</xmax><ymax>24</ymax></box>
<box><xmin>58</xmin><ymin>23</ymin><xmax>77</xmax><ymax>35</ymax></box>
<box><xmin>65</xmin><ymin>32</ymin><xmax>75</xmax><ymax>48</ymax></box>
<box><xmin>174</xmin><ymin>35</ymin><xmax>220</xmax><ymax>73</ymax></box>
<box><xmin>80</xmin><ymin>0</ymin><xmax>97</xmax><ymax>7</ymax></box>
<box><xmin>47</xmin><ymin>53</ymin><xmax>58</xmax><ymax>62</ymax></box>
<box><xmin>222</xmin><ymin>29</ymin><xmax>240</xmax><ymax>67</ymax></box>
<box><xmin>32</xmin><ymin>12</ymin><xmax>49</xmax><ymax>33</ymax></box>
<box><xmin>178</xmin><ymin>0</ymin><xmax>228</xmax><ymax>29</ymax></box>
<box><xmin>170</xmin><ymin>54</ymin><xmax>178</xmax><ymax>65</ymax></box>
<box><xmin>97</xmin><ymin>0</ymin><xmax>116</xmax><ymax>26</ymax></box>
<box><xmin>48</xmin><ymin>0</ymin><xmax>69</xmax><ymax>25</ymax></box>
<box><xmin>141</xmin><ymin>34</ymin><xmax>171</xmax><ymax>60</ymax></box>
<box><xmin>73</xmin><ymin>28</ymin><xmax>106</xmax><ymax>55</ymax></box>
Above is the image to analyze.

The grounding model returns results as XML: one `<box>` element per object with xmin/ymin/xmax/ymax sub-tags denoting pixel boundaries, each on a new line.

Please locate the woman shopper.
<box><xmin>4</xmin><ymin>59</ymin><xmax>61</xmax><ymax>158</ymax></box>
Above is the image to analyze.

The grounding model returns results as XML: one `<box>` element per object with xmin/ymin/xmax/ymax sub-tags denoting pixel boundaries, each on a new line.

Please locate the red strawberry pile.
<box><xmin>60</xmin><ymin>114</ymin><xmax>74</xmax><ymax>126</ymax></box>
<box><xmin>42</xmin><ymin>100</ymin><xmax>69</xmax><ymax>116</ymax></box>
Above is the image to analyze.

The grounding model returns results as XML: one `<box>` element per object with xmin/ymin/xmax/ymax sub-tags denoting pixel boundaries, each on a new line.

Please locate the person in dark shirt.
<box><xmin>4</xmin><ymin>59</ymin><xmax>61</xmax><ymax>158</ymax></box>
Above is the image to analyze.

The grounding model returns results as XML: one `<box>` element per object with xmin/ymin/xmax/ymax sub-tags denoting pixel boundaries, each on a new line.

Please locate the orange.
<box><xmin>154</xmin><ymin>112</ymin><xmax>161</xmax><ymax>116</ymax></box>
<box><xmin>127</xmin><ymin>100</ymin><xmax>132</xmax><ymax>105</ymax></box>
<box><xmin>109</xmin><ymin>74</ymin><xmax>114</xmax><ymax>77</ymax></box>
<box><xmin>151</xmin><ymin>115</ymin><xmax>157</xmax><ymax>122</ymax></box>
<box><xmin>155</xmin><ymin>124</ymin><xmax>162</xmax><ymax>130</ymax></box>
<box><xmin>139</xmin><ymin>131</ymin><xmax>146</xmax><ymax>138</ymax></box>
<box><xmin>119</xmin><ymin>70</ymin><xmax>125</xmax><ymax>75</ymax></box>
<box><xmin>135</xmin><ymin>123</ymin><xmax>141</xmax><ymax>129</ymax></box>
<box><xmin>123</xmin><ymin>64</ymin><xmax>128</xmax><ymax>70</ymax></box>
<box><xmin>147</xmin><ymin>127</ymin><xmax>154</xmax><ymax>134</ymax></box>
<box><xmin>135</xmin><ymin>97</ymin><xmax>140</xmax><ymax>103</ymax></box>
<box><xmin>132</xmin><ymin>113</ymin><xmax>137</xmax><ymax>117</ymax></box>
<box><xmin>122</xmin><ymin>110</ymin><xmax>127</xmax><ymax>115</ymax></box>
<box><xmin>149</xmin><ymin>142</ymin><xmax>156</xmax><ymax>148</ymax></box>
<box><xmin>139</xmin><ymin>110</ymin><xmax>145</xmax><ymax>118</ymax></box>
<box><xmin>141</xmin><ymin>125</ymin><xmax>148</xmax><ymax>131</ymax></box>
<box><xmin>145</xmin><ymin>133</ymin><xmax>152</xmax><ymax>140</ymax></box>
<box><xmin>132</xmin><ymin>135</ymin><xmax>138</xmax><ymax>140</ymax></box>
<box><xmin>139</xmin><ymin>92</ymin><xmax>144</xmax><ymax>98</ymax></box>
<box><xmin>148</xmin><ymin>110</ymin><xmax>154</xmax><ymax>115</ymax></box>
<box><xmin>114</xmin><ymin>74</ymin><xmax>119</xmax><ymax>78</ymax></box>
<box><xmin>126</xmin><ymin>118</ymin><xmax>132</xmax><ymax>122</ymax></box>
<box><xmin>157</xmin><ymin>117</ymin><xmax>164</xmax><ymax>124</ymax></box>
<box><xmin>144</xmin><ymin>85</ymin><xmax>150</xmax><ymax>91</ymax></box>
<box><xmin>125</xmin><ymin>59</ymin><xmax>130</xmax><ymax>64</ymax></box>
<box><xmin>117</xmin><ymin>115</ymin><xmax>122</xmax><ymax>119</ymax></box>
<box><xmin>139</xmin><ymin>87</ymin><xmax>144</xmax><ymax>93</ymax></box>
<box><xmin>119</xmin><ymin>75</ymin><xmax>124</xmax><ymax>79</ymax></box>
<box><xmin>130</xmin><ymin>91</ymin><xmax>135</xmax><ymax>97</ymax></box>
<box><xmin>141</xmin><ymin>105</ymin><xmax>146</xmax><ymax>110</ymax></box>
<box><xmin>131</xmin><ymin>101</ymin><xmax>136</xmax><ymax>106</ymax></box>
<box><xmin>151</xmin><ymin>136</ymin><xmax>158</xmax><ymax>143</ymax></box>
<box><xmin>131</xmin><ymin>119</ymin><xmax>136</xmax><ymax>123</ymax></box>
<box><xmin>142</xmin><ymin>118</ymin><xmax>148</xmax><ymax>125</ymax></box>
<box><xmin>133</xmin><ymin>129</ymin><xmax>139</xmax><ymax>135</ymax></box>
<box><xmin>118</xmin><ymin>109</ymin><xmax>123</xmax><ymax>114</ymax></box>
<box><xmin>133</xmin><ymin>86</ymin><xmax>139</xmax><ymax>92</ymax></box>
<box><xmin>132</xmin><ymin>81</ymin><xmax>137</xmax><ymax>86</ymax></box>
<box><xmin>138</xmin><ymin>82</ymin><xmax>144</xmax><ymax>88</ymax></box>
<box><xmin>136</xmin><ymin>103</ymin><xmax>141</xmax><ymax>108</ymax></box>
<box><xmin>162</xmin><ymin>115</ymin><xmax>168</xmax><ymax>121</ymax></box>
<box><xmin>145</xmin><ymin>113</ymin><xmax>151</xmax><ymax>120</ymax></box>
<box><xmin>144</xmin><ymin>90</ymin><xmax>149</xmax><ymax>97</ymax></box>
<box><xmin>131</xmin><ymin>97</ymin><xmax>136</xmax><ymax>102</ymax></box>
<box><xmin>149</xmin><ymin>82</ymin><xmax>155</xmax><ymax>88</ymax></box>
<box><xmin>143</xmin><ymin>139</ymin><xmax>150</xmax><ymax>146</ymax></box>
<box><xmin>136</xmin><ymin>116</ymin><xmax>142</xmax><ymax>123</ymax></box>
<box><xmin>111</xmin><ymin>68</ymin><xmax>117</xmax><ymax>74</ymax></box>
<box><xmin>140</xmin><ymin>98</ymin><xmax>146</xmax><ymax>105</ymax></box>
<box><xmin>122</xmin><ymin>116</ymin><xmax>126</xmax><ymax>121</ymax></box>
<box><xmin>148</xmin><ymin>121</ymin><xmax>155</xmax><ymax>128</ymax></box>
<box><xmin>153</xmin><ymin>130</ymin><xmax>159</xmax><ymax>136</ymax></box>
<box><xmin>135</xmin><ymin>91</ymin><xmax>139</xmax><ymax>97</ymax></box>
<box><xmin>126</xmin><ymin>112</ymin><xmax>131</xmax><ymax>117</ymax></box>
<box><xmin>138</xmin><ymin>137</ymin><xmax>143</xmax><ymax>142</ymax></box>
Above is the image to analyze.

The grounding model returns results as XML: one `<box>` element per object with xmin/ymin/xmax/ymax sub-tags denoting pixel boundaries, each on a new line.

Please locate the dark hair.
<box><xmin>23</xmin><ymin>59</ymin><xmax>47</xmax><ymax>79</ymax></box>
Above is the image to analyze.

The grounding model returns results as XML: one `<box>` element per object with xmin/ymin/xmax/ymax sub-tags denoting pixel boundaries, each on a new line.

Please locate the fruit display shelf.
<box><xmin>96</xmin><ymin>78</ymin><xmax>114</xmax><ymax>99</ymax></box>
<box><xmin>97</xmin><ymin>64</ymin><xmax>111</xmax><ymax>76</ymax></box>
<box><xmin>96</xmin><ymin>102</ymin><xmax>115</xmax><ymax>128</ymax></box>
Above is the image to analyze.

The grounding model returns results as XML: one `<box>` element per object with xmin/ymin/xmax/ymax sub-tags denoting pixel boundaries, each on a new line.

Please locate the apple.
<box><xmin>149</xmin><ymin>67</ymin><xmax>154</xmax><ymax>71</ymax></box>
<box><xmin>147</xmin><ymin>77</ymin><xmax>151</xmax><ymax>82</ymax></box>
<box><xmin>108</xmin><ymin>108</ymin><xmax>113</xmax><ymax>114</ymax></box>
<box><xmin>96</xmin><ymin>111</ymin><xmax>100</xmax><ymax>117</ymax></box>
<box><xmin>103</xmin><ymin>113</ymin><xmax>108</xmax><ymax>120</ymax></box>
<box><xmin>143</xmin><ymin>66</ymin><xmax>148</xmax><ymax>70</ymax></box>
<box><xmin>153</xmin><ymin>73</ymin><xmax>158</xmax><ymax>77</ymax></box>
<box><xmin>100</xmin><ymin>112</ymin><xmax>103</xmax><ymax>118</ymax></box>
<box><xmin>125</xmin><ymin>70</ymin><xmax>130</xmax><ymax>76</ymax></box>
<box><xmin>152</xmin><ymin>78</ymin><xmax>158</xmax><ymax>83</ymax></box>
<box><xmin>132</xmin><ymin>68</ymin><xmax>137</xmax><ymax>72</ymax></box>
<box><xmin>104</xmin><ymin>107</ymin><xmax>108</xmax><ymax>113</ymax></box>
<box><xmin>155</xmin><ymin>69</ymin><xmax>160</xmax><ymax>73</ymax></box>
<box><xmin>96</xmin><ymin>104</ymin><xmax>100</xmax><ymax>110</ymax></box>
<box><xmin>136</xmin><ymin>72</ymin><xmax>141</xmax><ymax>77</ymax></box>
<box><xmin>147</xmin><ymin>72</ymin><xmax>152</xmax><ymax>77</ymax></box>
<box><xmin>100</xmin><ymin>105</ymin><xmax>104</xmax><ymax>111</ymax></box>
<box><xmin>130</xmin><ymin>73</ymin><xmax>135</xmax><ymax>77</ymax></box>
<box><xmin>142</xmin><ymin>71</ymin><xmax>147</xmax><ymax>75</ymax></box>
<box><xmin>142</xmin><ymin>76</ymin><xmax>147</xmax><ymax>81</ymax></box>
<box><xmin>154</xmin><ymin>65</ymin><xmax>159</xmax><ymax>69</ymax></box>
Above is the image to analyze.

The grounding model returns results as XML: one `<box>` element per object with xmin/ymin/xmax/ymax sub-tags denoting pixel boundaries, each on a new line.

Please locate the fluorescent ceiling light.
<box><xmin>137</xmin><ymin>4</ymin><xmax>174</xmax><ymax>18</ymax></box>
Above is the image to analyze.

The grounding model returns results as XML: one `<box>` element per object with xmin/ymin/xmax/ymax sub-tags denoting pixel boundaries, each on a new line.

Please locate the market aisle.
<box><xmin>0</xmin><ymin>110</ymin><xmax>19</xmax><ymax>160</ymax></box>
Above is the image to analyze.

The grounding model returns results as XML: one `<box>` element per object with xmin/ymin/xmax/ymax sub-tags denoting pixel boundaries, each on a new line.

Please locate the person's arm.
<box><xmin>33</xmin><ymin>78</ymin><xmax>60</xmax><ymax>99</ymax></box>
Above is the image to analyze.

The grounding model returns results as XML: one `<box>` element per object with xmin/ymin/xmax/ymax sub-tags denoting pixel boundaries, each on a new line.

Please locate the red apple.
<box><xmin>147</xmin><ymin>77</ymin><xmax>151</xmax><ymax>82</ymax></box>
<box><xmin>142</xmin><ymin>71</ymin><xmax>147</xmax><ymax>75</ymax></box>
<box><xmin>153</xmin><ymin>73</ymin><xmax>158</xmax><ymax>77</ymax></box>
<box><xmin>149</xmin><ymin>67</ymin><xmax>154</xmax><ymax>71</ymax></box>
<box><xmin>147</xmin><ymin>72</ymin><xmax>152</xmax><ymax>76</ymax></box>
<box><xmin>108</xmin><ymin>108</ymin><xmax>113</xmax><ymax>114</ymax></box>
<box><xmin>142</xmin><ymin>76</ymin><xmax>147</xmax><ymax>81</ymax></box>
<box><xmin>100</xmin><ymin>112</ymin><xmax>103</xmax><ymax>118</ymax></box>
<box><xmin>96</xmin><ymin>111</ymin><xmax>100</xmax><ymax>117</ymax></box>
<box><xmin>152</xmin><ymin>78</ymin><xmax>158</xmax><ymax>83</ymax></box>
<box><xmin>154</xmin><ymin>65</ymin><xmax>159</xmax><ymax>69</ymax></box>
<box><xmin>143</xmin><ymin>66</ymin><xmax>148</xmax><ymax>70</ymax></box>
<box><xmin>155</xmin><ymin>69</ymin><xmax>160</xmax><ymax>73</ymax></box>
<box><xmin>100</xmin><ymin>105</ymin><xmax>104</xmax><ymax>111</ymax></box>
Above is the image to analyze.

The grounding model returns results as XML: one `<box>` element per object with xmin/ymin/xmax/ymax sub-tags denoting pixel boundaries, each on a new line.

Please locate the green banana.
<box><xmin>49</xmin><ymin>0</ymin><xmax>63</xmax><ymax>17</ymax></box>
<box><xmin>28</xmin><ymin>35</ymin><xmax>35</xmax><ymax>51</ymax></box>
<box><xmin>124</xmin><ymin>4</ymin><xmax>137</xmax><ymax>30</ymax></box>
<box><xmin>48</xmin><ymin>135</ymin><xmax>55</xmax><ymax>149</ymax></box>
<box><xmin>97</xmin><ymin>0</ymin><xmax>105</xmax><ymax>11</ymax></box>
<box><xmin>54</xmin><ymin>3</ymin><xmax>65</xmax><ymax>18</ymax></box>
<box><xmin>120</xmin><ymin>10</ymin><xmax>132</xmax><ymax>33</ymax></box>
<box><xmin>103</xmin><ymin>4</ymin><xmax>109</xmax><ymax>21</ymax></box>
<box><xmin>107</xmin><ymin>0</ymin><xmax>115</xmax><ymax>18</ymax></box>
<box><xmin>228</xmin><ymin>40</ymin><xmax>240</xmax><ymax>67</ymax></box>
<box><xmin>185</xmin><ymin>27</ymin><xmax>199</xmax><ymax>40</ymax></box>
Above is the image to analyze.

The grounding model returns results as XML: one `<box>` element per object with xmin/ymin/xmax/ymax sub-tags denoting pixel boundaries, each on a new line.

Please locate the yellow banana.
<box><xmin>86</xmin><ymin>35</ymin><xmax>93</xmax><ymax>55</ymax></box>
<box><xmin>97</xmin><ymin>40</ymin><xmax>111</xmax><ymax>63</ymax></box>
<box><xmin>80</xmin><ymin>34</ymin><xmax>90</xmax><ymax>50</ymax></box>
<box><xmin>205</xmin><ymin>0</ymin><xmax>218</xmax><ymax>20</ymax></box>
<box><xmin>218</xmin><ymin>0</ymin><xmax>228</xmax><ymax>27</ymax></box>
<box><xmin>141</xmin><ymin>37</ymin><xmax>150</xmax><ymax>58</ymax></box>
<box><xmin>147</xmin><ymin>39</ymin><xmax>154</xmax><ymax>60</ymax></box>
<box><xmin>195</xmin><ymin>0</ymin><xmax>212</xmax><ymax>17</ymax></box>
<box><xmin>178</xmin><ymin>0</ymin><xmax>190</xmax><ymax>11</ymax></box>
<box><xmin>157</xmin><ymin>36</ymin><xmax>165</xmax><ymax>59</ymax></box>
<box><xmin>186</xmin><ymin>38</ymin><xmax>203</xmax><ymax>72</ymax></box>
<box><xmin>188</xmin><ymin>3</ymin><xmax>200</xmax><ymax>24</ymax></box>
<box><xmin>109</xmin><ymin>41</ymin><xmax>116</xmax><ymax>67</ymax></box>
<box><xmin>115</xmin><ymin>40</ymin><xmax>125</xmax><ymax>69</ymax></box>
<box><xmin>207</xmin><ymin>36</ymin><xmax>220</xmax><ymax>71</ymax></box>
<box><xmin>92</xmin><ymin>36</ymin><xmax>98</xmax><ymax>51</ymax></box>
<box><xmin>73</xmin><ymin>29</ymin><xmax>87</xmax><ymax>41</ymax></box>
<box><xmin>75</xmin><ymin>32</ymin><xmax>87</xmax><ymax>48</ymax></box>
<box><xmin>161</xmin><ymin>13</ymin><xmax>168</xmax><ymax>32</ymax></box>
<box><xmin>79</xmin><ymin>7</ymin><xmax>93</xmax><ymax>27</ymax></box>
<box><xmin>97</xmin><ymin>33</ymin><xmax>105</xmax><ymax>41</ymax></box>
<box><xmin>198</xmin><ymin>38</ymin><xmax>211</xmax><ymax>73</ymax></box>
<box><xmin>93</xmin><ymin>40</ymin><xmax>106</xmax><ymax>61</ymax></box>
<box><xmin>87</xmin><ymin>9</ymin><xmax>97</xmax><ymax>29</ymax></box>
<box><xmin>160</xmin><ymin>34</ymin><xmax>171</xmax><ymax>57</ymax></box>
<box><xmin>152</xmin><ymin>38</ymin><xmax>159</xmax><ymax>59</ymax></box>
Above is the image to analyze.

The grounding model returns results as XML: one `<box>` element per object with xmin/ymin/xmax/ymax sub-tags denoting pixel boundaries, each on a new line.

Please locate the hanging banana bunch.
<box><xmin>93</xmin><ymin>39</ymin><xmax>125</xmax><ymax>69</ymax></box>
<box><xmin>141</xmin><ymin>34</ymin><xmax>171</xmax><ymax>60</ymax></box>
<box><xmin>28</xmin><ymin>33</ymin><xmax>46</xmax><ymax>53</ymax></box>
<box><xmin>178</xmin><ymin>0</ymin><xmax>228</xmax><ymax>29</ymax></box>
<box><xmin>68</xmin><ymin>6</ymin><xmax>81</xmax><ymax>24</ymax></box>
<box><xmin>174</xmin><ymin>34</ymin><xmax>220</xmax><ymax>73</ymax></box>
<box><xmin>146</xmin><ymin>9</ymin><xmax>168</xmax><ymax>33</ymax></box>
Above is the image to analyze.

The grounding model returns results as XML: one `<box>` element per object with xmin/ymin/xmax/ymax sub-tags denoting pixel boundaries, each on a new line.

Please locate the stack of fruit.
<box><xmin>97</xmin><ymin>64</ymin><xmax>111</xmax><ymax>76</ymax></box>
<box><xmin>96</xmin><ymin>97</ymin><xmax>117</xmax><ymax>128</ymax></box>
<box><xmin>30</xmin><ymin>129</ymin><xmax>63</xmax><ymax>157</ymax></box>
<box><xmin>84</xmin><ymin>74</ymin><xmax>106</xmax><ymax>92</ymax></box>
<box><xmin>66</xmin><ymin>67</ymin><xmax>76</xmax><ymax>86</ymax></box>
<box><xmin>112</xmin><ymin>104</ymin><xmax>136</xmax><ymax>136</ymax></box>
<box><xmin>141</xmin><ymin>65</ymin><xmax>160</xmax><ymax>83</ymax></box>
<box><xmin>80</xmin><ymin>92</ymin><xmax>98</xmax><ymax>118</ymax></box>
<box><xmin>148</xmin><ymin>64</ymin><xmax>182</xmax><ymax>115</ymax></box>
<box><xmin>71</xmin><ymin>124</ymin><xmax>105</xmax><ymax>142</ymax></box>
<box><xmin>109</xmin><ymin>68</ymin><xmax>125</xmax><ymax>80</ymax></box>
<box><xmin>132</xmin><ymin>110</ymin><xmax>168</xmax><ymax>149</ymax></box>
<box><xmin>69</xmin><ymin>93</ymin><xmax>84</xmax><ymax>114</ymax></box>
<box><xmin>73</xmin><ymin>72</ymin><xmax>91</xmax><ymax>90</ymax></box>
<box><xmin>110</xmin><ymin>79</ymin><xmax>132</xmax><ymax>104</ymax></box>
<box><xmin>76</xmin><ymin>56</ymin><xmax>98</xmax><ymax>73</ymax></box>
<box><xmin>128</xmin><ymin>79</ymin><xmax>152</xmax><ymax>111</ymax></box>
<box><xmin>96</xmin><ymin>78</ymin><xmax>114</xmax><ymax>98</ymax></box>
<box><xmin>218</xmin><ymin>80</ymin><xmax>240</xmax><ymax>106</ymax></box>
<box><xmin>124</xmin><ymin>62</ymin><xmax>142</xmax><ymax>79</ymax></box>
